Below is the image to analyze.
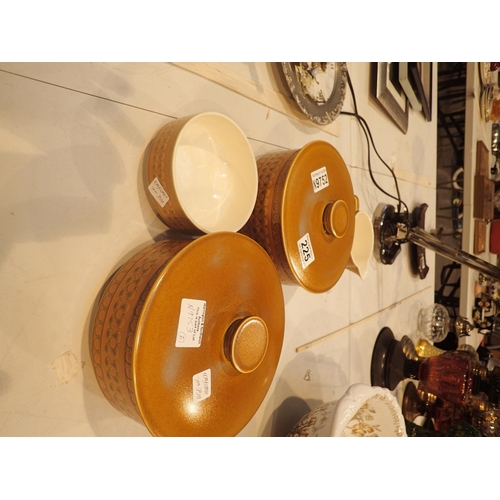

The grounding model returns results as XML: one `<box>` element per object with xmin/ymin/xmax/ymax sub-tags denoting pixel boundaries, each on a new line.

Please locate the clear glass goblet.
<box><xmin>417</xmin><ymin>303</ymin><xmax>450</xmax><ymax>343</ymax></box>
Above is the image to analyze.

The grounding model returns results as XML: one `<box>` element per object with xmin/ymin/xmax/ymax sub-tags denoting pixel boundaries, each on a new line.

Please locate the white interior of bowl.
<box><xmin>331</xmin><ymin>384</ymin><xmax>406</xmax><ymax>437</ymax></box>
<box><xmin>173</xmin><ymin>112</ymin><xmax>258</xmax><ymax>233</ymax></box>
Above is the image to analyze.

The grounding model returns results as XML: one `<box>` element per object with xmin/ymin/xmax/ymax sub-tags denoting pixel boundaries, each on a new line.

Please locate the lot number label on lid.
<box><xmin>311</xmin><ymin>166</ymin><xmax>329</xmax><ymax>193</ymax></box>
<box><xmin>297</xmin><ymin>233</ymin><xmax>315</xmax><ymax>269</ymax></box>
<box><xmin>175</xmin><ymin>298</ymin><xmax>206</xmax><ymax>348</ymax></box>
<box><xmin>193</xmin><ymin>369</ymin><xmax>211</xmax><ymax>403</ymax></box>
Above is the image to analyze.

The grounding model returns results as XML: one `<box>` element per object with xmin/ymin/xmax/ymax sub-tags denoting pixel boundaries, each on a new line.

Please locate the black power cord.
<box><xmin>340</xmin><ymin>68</ymin><xmax>409</xmax><ymax>219</ymax></box>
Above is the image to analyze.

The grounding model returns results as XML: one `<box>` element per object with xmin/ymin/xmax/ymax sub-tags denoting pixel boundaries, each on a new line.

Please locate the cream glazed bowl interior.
<box><xmin>173</xmin><ymin>113</ymin><xmax>258</xmax><ymax>233</ymax></box>
<box><xmin>288</xmin><ymin>384</ymin><xmax>407</xmax><ymax>437</ymax></box>
<box><xmin>146</xmin><ymin>112</ymin><xmax>258</xmax><ymax>235</ymax></box>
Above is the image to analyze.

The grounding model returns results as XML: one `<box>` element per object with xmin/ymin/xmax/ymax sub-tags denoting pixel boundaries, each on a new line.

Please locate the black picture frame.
<box><xmin>372</xmin><ymin>62</ymin><xmax>409</xmax><ymax>134</ymax></box>
<box><xmin>409</xmin><ymin>62</ymin><xmax>432</xmax><ymax>122</ymax></box>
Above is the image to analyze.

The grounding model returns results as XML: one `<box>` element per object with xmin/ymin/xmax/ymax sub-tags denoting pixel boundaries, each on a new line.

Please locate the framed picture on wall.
<box><xmin>372</xmin><ymin>62</ymin><xmax>409</xmax><ymax>134</ymax></box>
<box><xmin>409</xmin><ymin>62</ymin><xmax>432</xmax><ymax>122</ymax></box>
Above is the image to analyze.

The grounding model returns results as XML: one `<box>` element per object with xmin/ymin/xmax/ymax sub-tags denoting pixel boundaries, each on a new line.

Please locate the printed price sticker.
<box><xmin>193</xmin><ymin>369</ymin><xmax>211</xmax><ymax>403</ymax></box>
<box><xmin>175</xmin><ymin>299</ymin><xmax>206</xmax><ymax>348</ymax></box>
<box><xmin>148</xmin><ymin>177</ymin><xmax>169</xmax><ymax>207</ymax></box>
<box><xmin>311</xmin><ymin>166</ymin><xmax>329</xmax><ymax>193</ymax></box>
<box><xmin>297</xmin><ymin>233</ymin><xmax>315</xmax><ymax>269</ymax></box>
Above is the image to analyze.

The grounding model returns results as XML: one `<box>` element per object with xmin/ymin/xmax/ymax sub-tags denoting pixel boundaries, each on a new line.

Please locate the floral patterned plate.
<box><xmin>288</xmin><ymin>383</ymin><xmax>406</xmax><ymax>437</ymax></box>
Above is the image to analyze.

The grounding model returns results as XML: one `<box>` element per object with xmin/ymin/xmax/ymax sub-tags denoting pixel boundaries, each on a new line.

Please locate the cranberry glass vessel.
<box><xmin>371</xmin><ymin>327</ymin><xmax>500</xmax><ymax>408</ymax></box>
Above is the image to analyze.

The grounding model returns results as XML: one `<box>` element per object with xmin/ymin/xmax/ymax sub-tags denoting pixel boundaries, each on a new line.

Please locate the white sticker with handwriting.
<box><xmin>297</xmin><ymin>233</ymin><xmax>315</xmax><ymax>269</ymax></box>
<box><xmin>311</xmin><ymin>166</ymin><xmax>329</xmax><ymax>193</ymax></box>
<box><xmin>193</xmin><ymin>369</ymin><xmax>211</xmax><ymax>403</ymax></box>
<box><xmin>148</xmin><ymin>177</ymin><xmax>169</xmax><ymax>207</ymax></box>
<box><xmin>175</xmin><ymin>299</ymin><xmax>206</xmax><ymax>348</ymax></box>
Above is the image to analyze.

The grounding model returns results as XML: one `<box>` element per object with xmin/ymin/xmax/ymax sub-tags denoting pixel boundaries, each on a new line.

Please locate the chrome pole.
<box><xmin>408</xmin><ymin>226</ymin><xmax>500</xmax><ymax>281</ymax></box>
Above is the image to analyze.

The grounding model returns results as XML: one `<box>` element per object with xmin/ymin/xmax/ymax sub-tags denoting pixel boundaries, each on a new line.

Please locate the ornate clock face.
<box><xmin>293</xmin><ymin>63</ymin><xmax>337</xmax><ymax>104</ymax></box>
<box><xmin>279</xmin><ymin>62</ymin><xmax>347</xmax><ymax>125</ymax></box>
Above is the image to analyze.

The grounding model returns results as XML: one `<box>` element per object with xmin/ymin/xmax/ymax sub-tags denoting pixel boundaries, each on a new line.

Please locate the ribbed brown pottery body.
<box><xmin>241</xmin><ymin>148</ymin><xmax>299</xmax><ymax>285</ymax></box>
<box><xmin>145</xmin><ymin>117</ymin><xmax>201</xmax><ymax>234</ymax></box>
<box><xmin>91</xmin><ymin>239</ymin><xmax>190</xmax><ymax>422</ymax></box>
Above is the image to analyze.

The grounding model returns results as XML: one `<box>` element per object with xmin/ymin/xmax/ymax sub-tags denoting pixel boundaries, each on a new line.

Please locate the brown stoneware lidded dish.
<box><xmin>90</xmin><ymin>232</ymin><xmax>285</xmax><ymax>436</ymax></box>
<box><xmin>240</xmin><ymin>140</ymin><xmax>356</xmax><ymax>293</ymax></box>
<box><xmin>145</xmin><ymin>112</ymin><xmax>258</xmax><ymax>236</ymax></box>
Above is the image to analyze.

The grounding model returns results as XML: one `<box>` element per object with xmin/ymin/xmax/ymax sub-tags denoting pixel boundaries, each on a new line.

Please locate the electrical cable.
<box><xmin>340</xmin><ymin>69</ymin><xmax>409</xmax><ymax>219</ymax></box>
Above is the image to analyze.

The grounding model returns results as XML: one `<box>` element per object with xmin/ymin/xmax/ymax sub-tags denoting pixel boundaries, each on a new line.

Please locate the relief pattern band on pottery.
<box><xmin>241</xmin><ymin>149</ymin><xmax>299</xmax><ymax>285</ymax></box>
<box><xmin>149</xmin><ymin>120</ymin><xmax>200</xmax><ymax>234</ymax></box>
<box><xmin>91</xmin><ymin>239</ymin><xmax>190</xmax><ymax>422</ymax></box>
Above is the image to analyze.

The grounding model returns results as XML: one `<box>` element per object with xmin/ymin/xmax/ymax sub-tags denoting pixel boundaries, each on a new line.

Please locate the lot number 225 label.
<box><xmin>297</xmin><ymin>233</ymin><xmax>315</xmax><ymax>269</ymax></box>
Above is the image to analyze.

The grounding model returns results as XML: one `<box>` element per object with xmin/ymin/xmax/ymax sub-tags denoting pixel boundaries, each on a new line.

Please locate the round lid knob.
<box><xmin>323</xmin><ymin>199</ymin><xmax>349</xmax><ymax>238</ymax></box>
<box><xmin>224</xmin><ymin>316</ymin><xmax>269</xmax><ymax>373</ymax></box>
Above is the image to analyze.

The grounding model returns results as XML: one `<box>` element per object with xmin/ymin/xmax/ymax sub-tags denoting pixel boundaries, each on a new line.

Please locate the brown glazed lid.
<box><xmin>282</xmin><ymin>141</ymin><xmax>356</xmax><ymax>293</ymax></box>
<box><xmin>132</xmin><ymin>232</ymin><xmax>285</xmax><ymax>436</ymax></box>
